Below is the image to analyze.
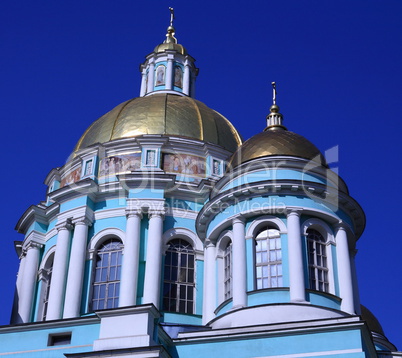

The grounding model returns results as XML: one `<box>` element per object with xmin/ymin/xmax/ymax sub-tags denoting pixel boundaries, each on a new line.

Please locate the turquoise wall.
<box><xmin>59</xmin><ymin>196</ymin><xmax>94</xmax><ymax>213</ymax></box>
<box><xmin>172</xmin><ymin>328</ymin><xmax>367</xmax><ymax>358</ymax></box>
<box><xmin>219</xmin><ymin>168</ymin><xmax>332</xmax><ymax>192</ymax></box>
<box><xmin>206</xmin><ymin>195</ymin><xmax>352</xmax><ymax>238</ymax></box>
<box><xmin>0</xmin><ymin>322</ymin><xmax>99</xmax><ymax>357</ymax></box>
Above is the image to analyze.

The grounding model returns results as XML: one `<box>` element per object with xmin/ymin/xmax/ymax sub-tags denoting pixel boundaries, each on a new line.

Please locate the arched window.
<box><xmin>40</xmin><ymin>255</ymin><xmax>54</xmax><ymax>321</ymax></box>
<box><xmin>163</xmin><ymin>239</ymin><xmax>195</xmax><ymax>314</ymax></box>
<box><xmin>223</xmin><ymin>241</ymin><xmax>232</xmax><ymax>300</ymax></box>
<box><xmin>91</xmin><ymin>239</ymin><xmax>123</xmax><ymax>310</ymax></box>
<box><xmin>255</xmin><ymin>226</ymin><xmax>282</xmax><ymax>289</ymax></box>
<box><xmin>307</xmin><ymin>228</ymin><xmax>329</xmax><ymax>292</ymax></box>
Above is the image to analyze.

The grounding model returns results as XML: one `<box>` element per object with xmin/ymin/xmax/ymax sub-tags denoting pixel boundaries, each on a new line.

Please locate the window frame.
<box><xmin>162</xmin><ymin>238</ymin><xmax>196</xmax><ymax>314</ymax></box>
<box><xmin>223</xmin><ymin>240</ymin><xmax>233</xmax><ymax>300</ymax></box>
<box><xmin>301</xmin><ymin>219</ymin><xmax>336</xmax><ymax>295</ymax></box>
<box><xmin>90</xmin><ymin>238</ymin><xmax>123</xmax><ymax>311</ymax></box>
<box><xmin>306</xmin><ymin>228</ymin><xmax>329</xmax><ymax>293</ymax></box>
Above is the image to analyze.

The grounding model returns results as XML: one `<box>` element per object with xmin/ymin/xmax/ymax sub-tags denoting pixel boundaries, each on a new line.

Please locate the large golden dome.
<box><xmin>74</xmin><ymin>93</ymin><xmax>242</xmax><ymax>153</ymax></box>
<box><xmin>229</xmin><ymin>127</ymin><xmax>326</xmax><ymax>167</ymax></box>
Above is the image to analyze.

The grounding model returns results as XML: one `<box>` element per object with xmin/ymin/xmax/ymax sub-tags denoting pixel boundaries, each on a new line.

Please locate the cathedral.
<box><xmin>0</xmin><ymin>10</ymin><xmax>400</xmax><ymax>358</ymax></box>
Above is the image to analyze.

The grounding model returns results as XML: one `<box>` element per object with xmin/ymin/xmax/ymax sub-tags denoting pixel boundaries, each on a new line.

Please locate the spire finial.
<box><xmin>265</xmin><ymin>82</ymin><xmax>286</xmax><ymax>131</ymax></box>
<box><xmin>164</xmin><ymin>7</ymin><xmax>177</xmax><ymax>44</ymax></box>
<box><xmin>169</xmin><ymin>7</ymin><xmax>175</xmax><ymax>27</ymax></box>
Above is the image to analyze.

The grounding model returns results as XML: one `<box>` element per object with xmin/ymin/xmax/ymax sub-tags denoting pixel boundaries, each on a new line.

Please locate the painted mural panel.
<box><xmin>155</xmin><ymin>65</ymin><xmax>166</xmax><ymax>87</ymax></box>
<box><xmin>99</xmin><ymin>152</ymin><xmax>141</xmax><ymax>177</ymax></box>
<box><xmin>174</xmin><ymin>66</ymin><xmax>183</xmax><ymax>88</ymax></box>
<box><xmin>60</xmin><ymin>166</ymin><xmax>82</xmax><ymax>188</ymax></box>
<box><xmin>163</xmin><ymin>153</ymin><xmax>206</xmax><ymax>178</ymax></box>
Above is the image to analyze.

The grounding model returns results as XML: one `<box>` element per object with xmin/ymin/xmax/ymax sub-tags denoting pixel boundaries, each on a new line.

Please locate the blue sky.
<box><xmin>1</xmin><ymin>0</ymin><xmax>401</xmax><ymax>349</ymax></box>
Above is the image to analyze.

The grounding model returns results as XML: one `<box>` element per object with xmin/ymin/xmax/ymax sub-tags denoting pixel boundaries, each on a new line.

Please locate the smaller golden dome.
<box><xmin>154</xmin><ymin>19</ymin><xmax>187</xmax><ymax>55</ymax></box>
<box><xmin>154</xmin><ymin>42</ymin><xmax>187</xmax><ymax>55</ymax></box>
<box><xmin>360</xmin><ymin>305</ymin><xmax>385</xmax><ymax>335</ymax></box>
<box><xmin>229</xmin><ymin>128</ymin><xmax>326</xmax><ymax>168</ymax></box>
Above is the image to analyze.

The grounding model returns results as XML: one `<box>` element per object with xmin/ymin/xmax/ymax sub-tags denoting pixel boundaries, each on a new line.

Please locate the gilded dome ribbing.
<box><xmin>74</xmin><ymin>93</ymin><xmax>242</xmax><ymax>153</ymax></box>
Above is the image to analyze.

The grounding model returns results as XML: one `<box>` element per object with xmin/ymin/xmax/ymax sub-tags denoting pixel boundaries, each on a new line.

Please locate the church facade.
<box><xmin>0</xmin><ymin>13</ymin><xmax>400</xmax><ymax>358</ymax></box>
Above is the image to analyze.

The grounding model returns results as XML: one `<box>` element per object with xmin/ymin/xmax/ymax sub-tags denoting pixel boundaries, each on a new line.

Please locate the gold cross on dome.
<box><xmin>169</xmin><ymin>7</ymin><xmax>175</xmax><ymax>27</ymax></box>
<box><xmin>272</xmin><ymin>82</ymin><xmax>277</xmax><ymax>105</ymax></box>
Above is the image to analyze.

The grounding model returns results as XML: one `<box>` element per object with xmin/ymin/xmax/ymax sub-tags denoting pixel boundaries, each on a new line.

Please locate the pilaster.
<box><xmin>63</xmin><ymin>217</ymin><xmax>92</xmax><ymax>318</ymax></box>
<box><xmin>232</xmin><ymin>216</ymin><xmax>247</xmax><ymax>308</ymax></box>
<box><xmin>142</xmin><ymin>208</ymin><xmax>166</xmax><ymax>308</ymax></box>
<box><xmin>286</xmin><ymin>208</ymin><xmax>306</xmax><ymax>303</ymax></box>
<box><xmin>202</xmin><ymin>239</ymin><xmax>216</xmax><ymax>324</ymax></box>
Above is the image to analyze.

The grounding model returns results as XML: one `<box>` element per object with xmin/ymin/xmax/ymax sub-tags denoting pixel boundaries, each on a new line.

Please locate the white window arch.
<box><xmin>302</xmin><ymin>218</ymin><xmax>335</xmax><ymax>295</ymax></box>
<box><xmin>162</xmin><ymin>227</ymin><xmax>202</xmax><ymax>253</ymax></box>
<box><xmin>88</xmin><ymin>228</ymin><xmax>126</xmax><ymax>253</ymax></box>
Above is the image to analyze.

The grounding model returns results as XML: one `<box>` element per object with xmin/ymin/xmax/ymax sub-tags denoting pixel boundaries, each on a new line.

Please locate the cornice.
<box><xmin>22</xmin><ymin>230</ymin><xmax>46</xmax><ymax>249</ymax></box>
<box><xmin>0</xmin><ymin>315</ymin><xmax>99</xmax><ymax>333</ymax></box>
<box><xmin>57</xmin><ymin>205</ymin><xmax>95</xmax><ymax>227</ymax></box>
<box><xmin>94</xmin><ymin>304</ymin><xmax>160</xmax><ymax>319</ymax></box>
<box><xmin>15</xmin><ymin>202</ymin><xmax>60</xmax><ymax>234</ymax></box>
<box><xmin>119</xmin><ymin>173</ymin><xmax>176</xmax><ymax>191</ymax></box>
<box><xmin>212</xmin><ymin>156</ymin><xmax>349</xmax><ymax>199</ymax></box>
<box><xmin>166</xmin><ymin>207</ymin><xmax>198</xmax><ymax>220</ymax></box>
<box><xmin>95</xmin><ymin>207</ymin><xmax>126</xmax><ymax>220</ymax></box>
<box><xmin>175</xmin><ymin>315</ymin><xmax>364</xmax><ymax>343</ymax></box>
<box><xmin>48</xmin><ymin>178</ymin><xmax>98</xmax><ymax>203</ymax></box>
<box><xmin>43</xmin><ymin>167</ymin><xmax>61</xmax><ymax>186</ymax></box>
<box><xmin>197</xmin><ymin>179</ymin><xmax>365</xmax><ymax>240</ymax></box>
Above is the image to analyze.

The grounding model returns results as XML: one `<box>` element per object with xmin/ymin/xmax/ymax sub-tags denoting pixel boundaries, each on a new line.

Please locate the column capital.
<box><xmin>26</xmin><ymin>241</ymin><xmax>43</xmax><ymax>251</ymax></box>
<box><xmin>148</xmin><ymin>209</ymin><xmax>166</xmax><ymax>220</ymax></box>
<box><xmin>286</xmin><ymin>207</ymin><xmax>303</xmax><ymax>217</ymax></box>
<box><xmin>232</xmin><ymin>215</ymin><xmax>245</xmax><ymax>225</ymax></box>
<box><xmin>204</xmin><ymin>238</ymin><xmax>216</xmax><ymax>248</ymax></box>
<box><xmin>73</xmin><ymin>217</ymin><xmax>92</xmax><ymax>226</ymax></box>
<box><xmin>334</xmin><ymin>221</ymin><xmax>348</xmax><ymax>231</ymax></box>
<box><xmin>56</xmin><ymin>219</ymin><xmax>73</xmax><ymax>232</ymax></box>
<box><xmin>126</xmin><ymin>208</ymin><xmax>143</xmax><ymax>219</ymax></box>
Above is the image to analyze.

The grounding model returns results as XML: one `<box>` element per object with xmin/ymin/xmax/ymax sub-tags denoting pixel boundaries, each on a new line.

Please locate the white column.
<box><xmin>147</xmin><ymin>61</ymin><xmax>155</xmax><ymax>94</ymax></box>
<box><xmin>63</xmin><ymin>219</ymin><xmax>90</xmax><ymax>318</ymax></box>
<box><xmin>46</xmin><ymin>222</ymin><xmax>72</xmax><ymax>320</ymax></box>
<box><xmin>166</xmin><ymin>58</ymin><xmax>174</xmax><ymax>90</ymax></box>
<box><xmin>335</xmin><ymin>224</ymin><xmax>355</xmax><ymax>314</ymax></box>
<box><xmin>142</xmin><ymin>210</ymin><xmax>165</xmax><ymax>308</ymax></box>
<box><xmin>19</xmin><ymin>242</ymin><xmax>42</xmax><ymax>323</ymax></box>
<box><xmin>202</xmin><ymin>240</ymin><xmax>216</xmax><ymax>324</ymax></box>
<box><xmin>140</xmin><ymin>68</ymin><xmax>147</xmax><ymax>97</ymax></box>
<box><xmin>287</xmin><ymin>209</ymin><xmax>306</xmax><ymax>302</ymax></box>
<box><xmin>183</xmin><ymin>61</ymin><xmax>190</xmax><ymax>95</ymax></box>
<box><xmin>232</xmin><ymin>217</ymin><xmax>247</xmax><ymax>308</ymax></box>
<box><xmin>119</xmin><ymin>209</ymin><xmax>142</xmax><ymax>307</ymax></box>
<box><xmin>11</xmin><ymin>251</ymin><xmax>27</xmax><ymax>324</ymax></box>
